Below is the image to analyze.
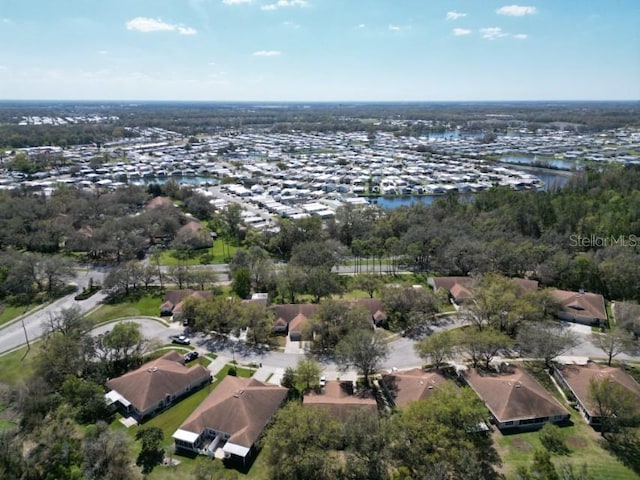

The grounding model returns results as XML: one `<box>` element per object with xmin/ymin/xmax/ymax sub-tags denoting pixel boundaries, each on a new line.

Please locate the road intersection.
<box><xmin>1</xmin><ymin>267</ymin><xmax>637</xmax><ymax>377</ymax></box>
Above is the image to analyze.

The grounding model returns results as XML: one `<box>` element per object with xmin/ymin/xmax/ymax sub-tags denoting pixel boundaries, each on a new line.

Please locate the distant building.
<box><xmin>550</xmin><ymin>289</ymin><xmax>607</xmax><ymax>326</ymax></box>
<box><xmin>428</xmin><ymin>276</ymin><xmax>538</xmax><ymax>305</ymax></box>
<box><xmin>160</xmin><ymin>289</ymin><xmax>212</xmax><ymax>320</ymax></box>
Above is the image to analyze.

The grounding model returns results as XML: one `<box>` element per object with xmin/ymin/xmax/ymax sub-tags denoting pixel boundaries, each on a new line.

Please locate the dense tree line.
<box><xmin>247</xmin><ymin>164</ymin><xmax>640</xmax><ymax>303</ymax></box>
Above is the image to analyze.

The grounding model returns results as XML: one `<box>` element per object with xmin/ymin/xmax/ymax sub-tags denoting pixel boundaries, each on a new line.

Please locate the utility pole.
<box><xmin>22</xmin><ymin>318</ymin><xmax>30</xmax><ymax>352</ymax></box>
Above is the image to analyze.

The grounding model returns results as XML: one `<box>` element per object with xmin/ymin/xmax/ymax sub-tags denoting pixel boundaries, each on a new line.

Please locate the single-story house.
<box><xmin>350</xmin><ymin>298</ymin><xmax>387</xmax><ymax>327</ymax></box>
<box><xmin>461</xmin><ymin>366</ymin><xmax>570</xmax><ymax>430</ymax></box>
<box><xmin>553</xmin><ymin>362</ymin><xmax>640</xmax><ymax>426</ymax></box>
<box><xmin>242</xmin><ymin>292</ymin><xmax>269</xmax><ymax>308</ymax></box>
<box><xmin>550</xmin><ymin>289</ymin><xmax>607</xmax><ymax>326</ymax></box>
<box><xmin>303</xmin><ymin>380</ymin><xmax>378</xmax><ymax>422</ymax></box>
<box><xmin>428</xmin><ymin>276</ymin><xmax>538</xmax><ymax>305</ymax></box>
<box><xmin>273</xmin><ymin>299</ymin><xmax>387</xmax><ymax>340</ymax></box>
<box><xmin>146</xmin><ymin>196</ymin><xmax>174</xmax><ymax>210</ymax></box>
<box><xmin>380</xmin><ymin>368</ymin><xmax>448</xmax><ymax>408</ymax></box>
<box><xmin>160</xmin><ymin>289</ymin><xmax>212</xmax><ymax>319</ymax></box>
<box><xmin>172</xmin><ymin>376</ymin><xmax>287</xmax><ymax>462</ymax></box>
<box><xmin>175</xmin><ymin>220</ymin><xmax>214</xmax><ymax>249</ymax></box>
<box><xmin>105</xmin><ymin>351</ymin><xmax>211</xmax><ymax>420</ymax></box>
<box><xmin>272</xmin><ymin>304</ymin><xmax>319</xmax><ymax>339</ymax></box>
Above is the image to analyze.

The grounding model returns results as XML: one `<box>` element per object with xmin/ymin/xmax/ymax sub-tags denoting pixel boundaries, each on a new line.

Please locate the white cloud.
<box><xmin>357</xmin><ymin>23</ymin><xmax>366</xmax><ymax>29</ymax></box>
<box><xmin>126</xmin><ymin>17</ymin><xmax>198</xmax><ymax>35</ymax></box>
<box><xmin>481</xmin><ymin>27</ymin><xmax>507</xmax><ymax>40</ymax></box>
<box><xmin>97</xmin><ymin>50</ymin><xmax>109</xmax><ymax>55</ymax></box>
<box><xmin>261</xmin><ymin>0</ymin><xmax>307</xmax><ymax>10</ymax></box>
<box><xmin>282</xmin><ymin>21</ymin><xmax>301</xmax><ymax>29</ymax></box>
<box><xmin>277</xmin><ymin>0</ymin><xmax>307</xmax><ymax>6</ymax></box>
<box><xmin>446</xmin><ymin>11</ymin><xmax>467</xmax><ymax>21</ymax></box>
<box><xmin>252</xmin><ymin>50</ymin><xmax>282</xmax><ymax>56</ymax></box>
<box><xmin>1</xmin><ymin>18</ymin><xmax>10</xmax><ymax>24</ymax></box>
<box><xmin>389</xmin><ymin>24</ymin><xmax>410</xmax><ymax>32</ymax></box>
<box><xmin>513</xmin><ymin>33</ymin><xmax>528</xmax><ymax>39</ymax></box>
<box><xmin>178</xmin><ymin>26</ymin><xmax>197</xmax><ymax>35</ymax></box>
<box><xmin>222</xmin><ymin>0</ymin><xmax>252</xmax><ymax>4</ymax></box>
<box><xmin>453</xmin><ymin>28</ymin><xmax>472</xmax><ymax>36</ymax></box>
<box><xmin>497</xmin><ymin>5</ymin><xmax>537</xmax><ymax>16</ymax></box>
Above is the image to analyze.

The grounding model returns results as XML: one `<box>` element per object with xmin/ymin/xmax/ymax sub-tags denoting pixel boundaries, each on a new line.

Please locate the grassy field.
<box><xmin>87</xmin><ymin>291</ymin><xmax>164</xmax><ymax>324</ymax></box>
<box><xmin>494</xmin><ymin>408</ymin><xmax>639</xmax><ymax>479</ymax></box>
<box><xmin>495</xmin><ymin>363</ymin><xmax>639</xmax><ymax>479</ymax></box>
<box><xmin>158</xmin><ymin>240</ymin><xmax>238</xmax><ymax>266</ymax></box>
<box><xmin>118</xmin><ymin>362</ymin><xmax>266</xmax><ymax>480</ymax></box>
<box><xmin>0</xmin><ymin>344</ymin><xmax>40</xmax><ymax>386</ymax></box>
<box><xmin>0</xmin><ymin>304</ymin><xmax>38</xmax><ymax>327</ymax></box>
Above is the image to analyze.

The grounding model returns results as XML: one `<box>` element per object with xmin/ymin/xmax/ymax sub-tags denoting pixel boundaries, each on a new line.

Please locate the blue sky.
<box><xmin>0</xmin><ymin>0</ymin><xmax>638</xmax><ymax>101</ymax></box>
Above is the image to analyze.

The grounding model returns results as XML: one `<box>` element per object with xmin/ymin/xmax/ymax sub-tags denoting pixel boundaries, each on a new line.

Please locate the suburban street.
<box><xmin>1</xmin><ymin>265</ymin><xmax>638</xmax><ymax>375</ymax></box>
<box><xmin>0</xmin><ymin>267</ymin><xmax>108</xmax><ymax>354</ymax></box>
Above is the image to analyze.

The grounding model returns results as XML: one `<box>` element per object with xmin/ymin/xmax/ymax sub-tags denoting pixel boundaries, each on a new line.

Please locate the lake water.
<box><xmin>368</xmin><ymin>169</ymin><xmax>572</xmax><ymax>209</ymax></box>
<box><xmin>500</xmin><ymin>155</ymin><xmax>577</xmax><ymax>171</ymax></box>
<box><xmin>132</xmin><ymin>176</ymin><xmax>218</xmax><ymax>186</ymax></box>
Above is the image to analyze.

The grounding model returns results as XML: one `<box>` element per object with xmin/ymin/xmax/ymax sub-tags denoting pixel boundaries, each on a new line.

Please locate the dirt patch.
<box><xmin>566</xmin><ymin>435</ymin><xmax>588</xmax><ymax>449</ymax></box>
<box><xmin>512</xmin><ymin>438</ymin><xmax>533</xmax><ymax>452</ymax></box>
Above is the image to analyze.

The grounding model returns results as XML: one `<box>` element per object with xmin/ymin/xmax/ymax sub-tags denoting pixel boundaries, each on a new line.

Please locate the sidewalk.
<box><xmin>253</xmin><ymin>366</ymin><xmax>284</xmax><ymax>385</ymax></box>
<box><xmin>206</xmin><ymin>355</ymin><xmax>232</xmax><ymax>377</ymax></box>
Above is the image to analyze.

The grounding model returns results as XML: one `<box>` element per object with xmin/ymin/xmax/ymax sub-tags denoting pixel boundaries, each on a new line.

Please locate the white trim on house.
<box><xmin>105</xmin><ymin>390</ymin><xmax>131</xmax><ymax>407</ymax></box>
<box><xmin>223</xmin><ymin>443</ymin><xmax>251</xmax><ymax>458</ymax></box>
<box><xmin>172</xmin><ymin>429</ymin><xmax>200</xmax><ymax>444</ymax></box>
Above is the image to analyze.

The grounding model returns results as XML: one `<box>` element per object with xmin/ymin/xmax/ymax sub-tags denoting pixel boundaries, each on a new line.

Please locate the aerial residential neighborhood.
<box><xmin>1</xmin><ymin>0</ymin><xmax>639</xmax><ymax>478</ymax></box>
<box><xmin>1</xmin><ymin>101</ymin><xmax>639</xmax><ymax>480</ymax></box>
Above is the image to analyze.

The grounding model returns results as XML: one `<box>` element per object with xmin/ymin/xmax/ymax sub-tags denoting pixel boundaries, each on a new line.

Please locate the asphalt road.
<box><xmin>0</xmin><ymin>267</ymin><xmax>108</xmax><ymax>354</ymax></box>
<box><xmin>2</xmin><ymin>266</ymin><xmax>638</xmax><ymax>370</ymax></box>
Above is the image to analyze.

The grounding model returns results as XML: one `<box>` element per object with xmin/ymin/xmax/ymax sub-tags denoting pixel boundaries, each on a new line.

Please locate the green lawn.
<box><xmin>129</xmin><ymin>384</ymin><xmax>216</xmax><ymax>449</ymax></box>
<box><xmin>0</xmin><ymin>344</ymin><xmax>40</xmax><ymax>386</ymax></box>
<box><xmin>495</xmin><ymin>409</ymin><xmax>639</xmax><ymax>479</ymax></box>
<box><xmin>0</xmin><ymin>303</ymin><xmax>38</xmax><ymax>327</ymax></box>
<box><xmin>495</xmin><ymin>366</ymin><xmax>639</xmax><ymax>479</ymax></box>
<box><xmin>87</xmin><ymin>291</ymin><xmax>164</xmax><ymax>324</ymax></box>
<box><xmin>158</xmin><ymin>240</ymin><xmax>238</xmax><ymax>266</ymax></box>
<box><xmin>335</xmin><ymin>289</ymin><xmax>374</xmax><ymax>300</ymax></box>
<box><xmin>123</xmin><ymin>364</ymin><xmax>254</xmax><ymax>447</ymax></box>
<box><xmin>122</xmin><ymin>362</ymin><xmax>266</xmax><ymax>479</ymax></box>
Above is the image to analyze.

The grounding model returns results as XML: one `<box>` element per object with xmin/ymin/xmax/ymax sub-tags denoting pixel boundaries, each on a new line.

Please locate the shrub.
<box><xmin>539</xmin><ymin>423</ymin><xmax>569</xmax><ymax>455</ymax></box>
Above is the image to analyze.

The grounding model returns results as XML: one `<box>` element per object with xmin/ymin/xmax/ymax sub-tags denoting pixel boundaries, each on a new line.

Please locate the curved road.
<box><xmin>1</xmin><ymin>265</ymin><xmax>637</xmax><ymax>371</ymax></box>
<box><xmin>0</xmin><ymin>268</ymin><xmax>108</xmax><ymax>354</ymax></box>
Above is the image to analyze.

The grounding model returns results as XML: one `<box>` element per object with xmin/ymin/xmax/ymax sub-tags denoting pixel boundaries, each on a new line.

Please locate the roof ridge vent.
<box><xmin>233</xmin><ymin>389</ymin><xmax>245</xmax><ymax>398</ymax></box>
<box><xmin>148</xmin><ymin>366</ymin><xmax>158</xmax><ymax>373</ymax></box>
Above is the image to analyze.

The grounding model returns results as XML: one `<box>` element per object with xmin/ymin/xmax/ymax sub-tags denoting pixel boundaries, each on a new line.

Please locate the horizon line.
<box><xmin>1</xmin><ymin>98</ymin><xmax>639</xmax><ymax>104</ymax></box>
